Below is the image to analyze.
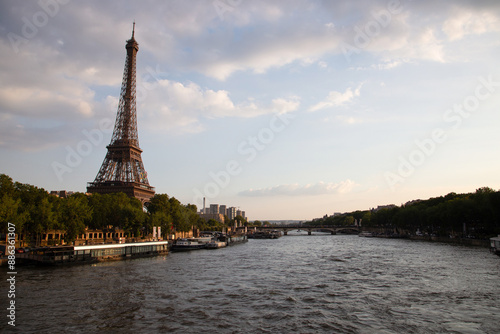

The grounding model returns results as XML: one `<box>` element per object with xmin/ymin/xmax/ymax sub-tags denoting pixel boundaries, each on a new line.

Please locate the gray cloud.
<box><xmin>239</xmin><ymin>180</ymin><xmax>356</xmax><ymax>197</ymax></box>
<box><xmin>1</xmin><ymin>0</ymin><xmax>500</xmax><ymax>151</ymax></box>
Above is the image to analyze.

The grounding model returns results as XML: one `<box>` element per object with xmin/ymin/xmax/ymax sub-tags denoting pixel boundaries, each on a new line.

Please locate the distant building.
<box><xmin>219</xmin><ymin>205</ymin><xmax>227</xmax><ymax>216</ymax></box>
<box><xmin>198</xmin><ymin>213</ymin><xmax>225</xmax><ymax>224</ymax></box>
<box><xmin>227</xmin><ymin>207</ymin><xmax>236</xmax><ymax>220</ymax></box>
<box><xmin>198</xmin><ymin>202</ymin><xmax>246</xmax><ymax>222</ymax></box>
<box><xmin>210</xmin><ymin>204</ymin><xmax>219</xmax><ymax>214</ymax></box>
<box><xmin>50</xmin><ymin>190</ymin><xmax>74</xmax><ymax>198</ymax></box>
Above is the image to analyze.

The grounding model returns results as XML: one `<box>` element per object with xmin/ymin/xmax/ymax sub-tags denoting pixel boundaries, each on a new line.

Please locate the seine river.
<box><xmin>3</xmin><ymin>233</ymin><xmax>500</xmax><ymax>333</ymax></box>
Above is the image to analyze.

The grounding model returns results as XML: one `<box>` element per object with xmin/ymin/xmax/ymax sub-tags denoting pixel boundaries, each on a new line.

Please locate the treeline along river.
<box><xmin>2</xmin><ymin>233</ymin><xmax>500</xmax><ymax>333</ymax></box>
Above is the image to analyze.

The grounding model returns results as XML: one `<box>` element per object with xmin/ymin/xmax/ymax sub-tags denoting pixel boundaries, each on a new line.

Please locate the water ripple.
<box><xmin>3</xmin><ymin>235</ymin><xmax>500</xmax><ymax>333</ymax></box>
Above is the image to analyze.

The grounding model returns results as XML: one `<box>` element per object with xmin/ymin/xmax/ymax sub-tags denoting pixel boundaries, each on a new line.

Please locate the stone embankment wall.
<box><xmin>361</xmin><ymin>227</ymin><xmax>490</xmax><ymax>247</ymax></box>
<box><xmin>409</xmin><ymin>235</ymin><xmax>489</xmax><ymax>247</ymax></box>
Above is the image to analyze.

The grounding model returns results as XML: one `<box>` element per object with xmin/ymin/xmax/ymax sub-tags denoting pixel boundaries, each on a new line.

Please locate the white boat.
<box><xmin>191</xmin><ymin>237</ymin><xmax>212</xmax><ymax>244</ymax></box>
<box><xmin>171</xmin><ymin>238</ymin><xmax>207</xmax><ymax>251</ymax></box>
<box><xmin>490</xmin><ymin>235</ymin><xmax>500</xmax><ymax>256</ymax></box>
<box><xmin>206</xmin><ymin>240</ymin><xmax>227</xmax><ymax>249</ymax></box>
<box><xmin>358</xmin><ymin>232</ymin><xmax>374</xmax><ymax>237</ymax></box>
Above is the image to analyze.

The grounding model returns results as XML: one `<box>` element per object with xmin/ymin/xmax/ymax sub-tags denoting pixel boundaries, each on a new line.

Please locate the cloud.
<box><xmin>139</xmin><ymin>78</ymin><xmax>300</xmax><ymax>133</ymax></box>
<box><xmin>355</xmin><ymin>59</ymin><xmax>405</xmax><ymax>71</ymax></box>
<box><xmin>308</xmin><ymin>83</ymin><xmax>363</xmax><ymax>112</ymax></box>
<box><xmin>197</xmin><ymin>26</ymin><xmax>343</xmax><ymax>80</ymax></box>
<box><xmin>1</xmin><ymin>0</ymin><xmax>500</xmax><ymax>149</ymax></box>
<box><xmin>0</xmin><ymin>38</ymin><xmax>111</xmax><ymax>151</ymax></box>
<box><xmin>442</xmin><ymin>8</ymin><xmax>500</xmax><ymax>41</ymax></box>
<box><xmin>239</xmin><ymin>180</ymin><xmax>356</xmax><ymax>197</ymax></box>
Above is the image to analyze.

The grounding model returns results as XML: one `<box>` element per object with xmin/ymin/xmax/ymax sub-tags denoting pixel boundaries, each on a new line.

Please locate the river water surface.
<box><xmin>2</xmin><ymin>233</ymin><xmax>500</xmax><ymax>333</ymax></box>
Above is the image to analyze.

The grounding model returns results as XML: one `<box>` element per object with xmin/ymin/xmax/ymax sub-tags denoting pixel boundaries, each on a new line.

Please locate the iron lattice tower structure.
<box><xmin>87</xmin><ymin>23</ymin><xmax>155</xmax><ymax>203</ymax></box>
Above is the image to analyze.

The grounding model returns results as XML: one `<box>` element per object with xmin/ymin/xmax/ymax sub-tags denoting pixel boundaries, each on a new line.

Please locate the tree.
<box><xmin>121</xmin><ymin>197</ymin><xmax>147</xmax><ymax>237</ymax></box>
<box><xmin>62</xmin><ymin>194</ymin><xmax>92</xmax><ymax>243</ymax></box>
<box><xmin>88</xmin><ymin>193</ymin><xmax>111</xmax><ymax>230</ymax></box>
<box><xmin>0</xmin><ymin>194</ymin><xmax>28</xmax><ymax>236</ymax></box>
<box><xmin>361</xmin><ymin>211</ymin><xmax>371</xmax><ymax>226</ymax></box>
<box><xmin>31</xmin><ymin>196</ymin><xmax>57</xmax><ymax>245</ymax></box>
<box><xmin>235</xmin><ymin>215</ymin><xmax>245</xmax><ymax>226</ymax></box>
<box><xmin>151</xmin><ymin>211</ymin><xmax>173</xmax><ymax>237</ymax></box>
<box><xmin>146</xmin><ymin>194</ymin><xmax>171</xmax><ymax>215</ymax></box>
<box><xmin>0</xmin><ymin>174</ymin><xmax>16</xmax><ymax>198</ymax></box>
<box><xmin>345</xmin><ymin>216</ymin><xmax>355</xmax><ymax>225</ymax></box>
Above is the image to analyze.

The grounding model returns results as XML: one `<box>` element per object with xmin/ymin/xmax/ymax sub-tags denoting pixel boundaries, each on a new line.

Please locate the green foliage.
<box><xmin>198</xmin><ymin>218</ymin><xmax>224</xmax><ymax>231</ymax></box>
<box><xmin>147</xmin><ymin>194</ymin><xmax>199</xmax><ymax>235</ymax></box>
<box><xmin>0</xmin><ymin>194</ymin><xmax>27</xmax><ymax>234</ymax></box>
<box><xmin>251</xmin><ymin>220</ymin><xmax>262</xmax><ymax>227</ymax></box>
<box><xmin>62</xmin><ymin>193</ymin><xmax>92</xmax><ymax>242</ymax></box>
<box><xmin>0</xmin><ymin>173</ymin><xmax>203</xmax><ymax>245</ymax></box>
<box><xmin>234</xmin><ymin>215</ymin><xmax>246</xmax><ymax>226</ymax></box>
<box><xmin>306</xmin><ymin>188</ymin><xmax>500</xmax><ymax>238</ymax></box>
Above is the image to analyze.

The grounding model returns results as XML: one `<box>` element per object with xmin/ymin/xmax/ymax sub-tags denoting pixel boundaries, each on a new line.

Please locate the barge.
<box><xmin>247</xmin><ymin>231</ymin><xmax>281</xmax><ymax>239</ymax></box>
<box><xmin>171</xmin><ymin>238</ymin><xmax>208</xmax><ymax>251</ymax></box>
<box><xmin>14</xmin><ymin>241</ymin><xmax>169</xmax><ymax>265</ymax></box>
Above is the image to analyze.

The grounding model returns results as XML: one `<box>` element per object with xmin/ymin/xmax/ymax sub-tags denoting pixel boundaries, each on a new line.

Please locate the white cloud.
<box><xmin>139</xmin><ymin>79</ymin><xmax>300</xmax><ymax>134</ymax></box>
<box><xmin>442</xmin><ymin>9</ymin><xmax>500</xmax><ymax>41</ymax></box>
<box><xmin>239</xmin><ymin>180</ymin><xmax>356</xmax><ymax>197</ymax></box>
<box><xmin>0</xmin><ymin>86</ymin><xmax>94</xmax><ymax>118</ymax></box>
<box><xmin>200</xmin><ymin>29</ymin><xmax>343</xmax><ymax>80</ymax></box>
<box><xmin>308</xmin><ymin>83</ymin><xmax>363</xmax><ymax>112</ymax></box>
<box><xmin>375</xmin><ymin>59</ymin><xmax>404</xmax><ymax>70</ymax></box>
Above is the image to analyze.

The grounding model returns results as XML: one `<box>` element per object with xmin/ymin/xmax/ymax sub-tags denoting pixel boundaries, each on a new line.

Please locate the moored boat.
<box><xmin>358</xmin><ymin>232</ymin><xmax>373</xmax><ymax>237</ymax></box>
<box><xmin>228</xmin><ymin>234</ymin><xmax>248</xmax><ymax>244</ymax></box>
<box><xmin>171</xmin><ymin>238</ymin><xmax>207</xmax><ymax>251</ymax></box>
<box><xmin>490</xmin><ymin>235</ymin><xmax>500</xmax><ymax>256</ymax></box>
<box><xmin>247</xmin><ymin>231</ymin><xmax>280</xmax><ymax>239</ymax></box>
<box><xmin>206</xmin><ymin>240</ymin><xmax>227</xmax><ymax>249</ymax></box>
<box><xmin>11</xmin><ymin>241</ymin><xmax>170</xmax><ymax>265</ymax></box>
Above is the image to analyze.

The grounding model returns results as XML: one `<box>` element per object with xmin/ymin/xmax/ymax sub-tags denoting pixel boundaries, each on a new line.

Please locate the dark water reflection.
<box><xmin>2</xmin><ymin>234</ymin><xmax>500</xmax><ymax>333</ymax></box>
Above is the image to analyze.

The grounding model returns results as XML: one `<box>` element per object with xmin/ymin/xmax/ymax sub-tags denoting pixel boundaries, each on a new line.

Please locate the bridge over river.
<box><xmin>255</xmin><ymin>225</ymin><xmax>360</xmax><ymax>235</ymax></box>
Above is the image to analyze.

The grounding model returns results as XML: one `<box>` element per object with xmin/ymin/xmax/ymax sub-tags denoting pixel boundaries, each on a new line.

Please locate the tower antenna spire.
<box><xmin>132</xmin><ymin>21</ymin><xmax>135</xmax><ymax>39</ymax></box>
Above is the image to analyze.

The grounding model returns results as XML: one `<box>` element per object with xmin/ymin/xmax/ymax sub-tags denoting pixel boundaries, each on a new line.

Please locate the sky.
<box><xmin>1</xmin><ymin>0</ymin><xmax>500</xmax><ymax>220</ymax></box>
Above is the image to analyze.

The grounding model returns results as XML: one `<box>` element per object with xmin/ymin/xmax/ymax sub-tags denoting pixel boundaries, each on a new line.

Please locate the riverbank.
<box><xmin>358</xmin><ymin>227</ymin><xmax>491</xmax><ymax>248</ymax></box>
<box><xmin>408</xmin><ymin>235</ymin><xmax>490</xmax><ymax>247</ymax></box>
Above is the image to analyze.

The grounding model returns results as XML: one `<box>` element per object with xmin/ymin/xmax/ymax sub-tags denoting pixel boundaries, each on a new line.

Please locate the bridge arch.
<box><xmin>254</xmin><ymin>225</ymin><xmax>359</xmax><ymax>236</ymax></box>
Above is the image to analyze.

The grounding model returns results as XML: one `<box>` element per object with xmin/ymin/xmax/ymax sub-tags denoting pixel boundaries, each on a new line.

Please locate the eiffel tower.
<box><xmin>87</xmin><ymin>23</ymin><xmax>155</xmax><ymax>203</ymax></box>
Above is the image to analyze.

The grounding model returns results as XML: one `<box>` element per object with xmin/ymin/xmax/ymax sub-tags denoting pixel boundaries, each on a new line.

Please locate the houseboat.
<box><xmin>14</xmin><ymin>241</ymin><xmax>170</xmax><ymax>265</ymax></box>
<box><xmin>171</xmin><ymin>238</ymin><xmax>208</xmax><ymax>251</ymax></box>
